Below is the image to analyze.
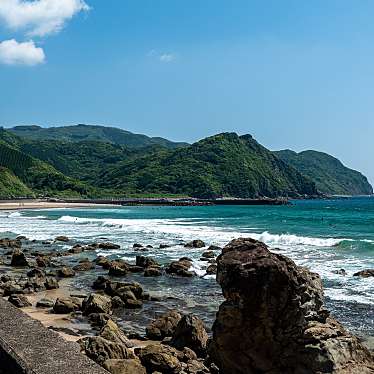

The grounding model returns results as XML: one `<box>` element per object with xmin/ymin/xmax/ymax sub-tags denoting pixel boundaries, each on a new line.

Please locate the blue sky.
<box><xmin>0</xmin><ymin>0</ymin><xmax>373</xmax><ymax>183</ymax></box>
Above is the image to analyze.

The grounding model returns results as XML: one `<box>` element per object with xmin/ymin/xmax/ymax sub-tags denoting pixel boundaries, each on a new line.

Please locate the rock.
<box><xmin>88</xmin><ymin>313</ymin><xmax>112</xmax><ymax>328</ymax></box>
<box><xmin>96</xmin><ymin>256</ymin><xmax>111</xmax><ymax>269</ymax></box>
<box><xmin>36</xmin><ymin>256</ymin><xmax>50</xmax><ymax>267</ymax></box>
<box><xmin>57</xmin><ymin>266</ymin><xmax>75</xmax><ymax>278</ymax></box>
<box><xmin>209</xmin><ymin>237</ymin><xmax>374</xmax><ymax>374</ymax></box>
<box><xmin>333</xmin><ymin>268</ymin><xmax>347</xmax><ymax>276</ymax></box>
<box><xmin>53</xmin><ymin>297</ymin><xmax>81</xmax><ymax>314</ymax></box>
<box><xmin>8</xmin><ymin>294</ymin><xmax>31</xmax><ymax>308</ymax></box>
<box><xmin>99</xmin><ymin>242</ymin><xmax>121</xmax><ymax>250</ymax></box>
<box><xmin>111</xmin><ymin>296</ymin><xmax>126</xmax><ymax>309</ymax></box>
<box><xmin>136</xmin><ymin>255</ymin><xmax>160</xmax><ymax>268</ymax></box>
<box><xmin>159</xmin><ymin>244</ymin><xmax>170</xmax><ymax>249</ymax></box>
<box><xmin>79</xmin><ymin>336</ymin><xmax>134</xmax><ymax>365</ymax></box>
<box><xmin>165</xmin><ymin>259</ymin><xmax>196</xmax><ymax>277</ymax></box>
<box><xmin>128</xmin><ymin>265</ymin><xmax>144</xmax><ymax>273</ymax></box>
<box><xmin>201</xmin><ymin>251</ymin><xmax>215</xmax><ymax>259</ymax></box>
<box><xmin>10</xmin><ymin>249</ymin><xmax>29</xmax><ymax>267</ymax></box>
<box><xmin>69</xmin><ymin>245</ymin><xmax>84</xmax><ymax>254</ymax></box>
<box><xmin>133</xmin><ymin>243</ymin><xmax>143</xmax><ymax>248</ymax></box>
<box><xmin>207</xmin><ymin>245</ymin><xmax>222</xmax><ymax>252</ymax></box>
<box><xmin>103</xmin><ymin>359</ymin><xmax>146</xmax><ymax>374</ymax></box>
<box><xmin>144</xmin><ymin>267</ymin><xmax>162</xmax><ymax>277</ymax></box>
<box><xmin>73</xmin><ymin>260</ymin><xmax>95</xmax><ymax>272</ymax></box>
<box><xmin>0</xmin><ymin>238</ymin><xmax>21</xmax><ymax>248</ymax></box>
<box><xmin>171</xmin><ymin>314</ymin><xmax>208</xmax><ymax>357</ymax></box>
<box><xmin>146</xmin><ymin>309</ymin><xmax>182</xmax><ymax>340</ymax></box>
<box><xmin>137</xmin><ymin>344</ymin><xmax>181</xmax><ymax>373</ymax></box>
<box><xmin>45</xmin><ymin>277</ymin><xmax>59</xmax><ymax>290</ymax></box>
<box><xmin>55</xmin><ymin>236</ymin><xmax>69</xmax><ymax>242</ymax></box>
<box><xmin>36</xmin><ymin>298</ymin><xmax>54</xmax><ymax>308</ymax></box>
<box><xmin>82</xmin><ymin>293</ymin><xmax>112</xmax><ymax>315</ymax></box>
<box><xmin>184</xmin><ymin>240</ymin><xmax>205</xmax><ymax>248</ymax></box>
<box><xmin>27</xmin><ymin>268</ymin><xmax>45</xmax><ymax>278</ymax></box>
<box><xmin>205</xmin><ymin>264</ymin><xmax>217</xmax><ymax>275</ymax></box>
<box><xmin>99</xmin><ymin>320</ymin><xmax>133</xmax><ymax>347</ymax></box>
<box><xmin>93</xmin><ymin>275</ymin><xmax>109</xmax><ymax>290</ymax></box>
<box><xmin>108</xmin><ymin>260</ymin><xmax>129</xmax><ymax>277</ymax></box>
<box><xmin>353</xmin><ymin>269</ymin><xmax>374</xmax><ymax>278</ymax></box>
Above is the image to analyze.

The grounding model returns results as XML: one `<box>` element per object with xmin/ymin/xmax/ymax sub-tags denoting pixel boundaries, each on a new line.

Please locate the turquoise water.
<box><xmin>0</xmin><ymin>197</ymin><xmax>373</xmax><ymax>336</ymax></box>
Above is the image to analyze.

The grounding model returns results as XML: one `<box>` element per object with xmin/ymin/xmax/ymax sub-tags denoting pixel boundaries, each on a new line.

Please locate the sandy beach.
<box><xmin>0</xmin><ymin>200</ymin><xmax>118</xmax><ymax>211</ymax></box>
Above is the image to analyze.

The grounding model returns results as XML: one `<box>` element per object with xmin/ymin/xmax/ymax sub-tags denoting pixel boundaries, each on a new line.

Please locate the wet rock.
<box><xmin>128</xmin><ymin>265</ymin><xmax>144</xmax><ymax>273</ymax></box>
<box><xmin>108</xmin><ymin>260</ymin><xmax>129</xmax><ymax>277</ymax></box>
<box><xmin>8</xmin><ymin>294</ymin><xmax>31</xmax><ymax>308</ymax></box>
<box><xmin>95</xmin><ymin>256</ymin><xmax>111</xmax><ymax>269</ymax></box>
<box><xmin>93</xmin><ymin>275</ymin><xmax>109</xmax><ymax>290</ymax></box>
<box><xmin>165</xmin><ymin>259</ymin><xmax>196</xmax><ymax>277</ymax></box>
<box><xmin>146</xmin><ymin>309</ymin><xmax>182</xmax><ymax>340</ymax></box>
<box><xmin>207</xmin><ymin>245</ymin><xmax>222</xmax><ymax>252</ymax></box>
<box><xmin>53</xmin><ymin>297</ymin><xmax>81</xmax><ymax>314</ymax></box>
<box><xmin>144</xmin><ymin>267</ymin><xmax>162</xmax><ymax>277</ymax></box>
<box><xmin>73</xmin><ymin>260</ymin><xmax>95</xmax><ymax>272</ymax></box>
<box><xmin>82</xmin><ymin>293</ymin><xmax>112</xmax><ymax>315</ymax></box>
<box><xmin>185</xmin><ymin>240</ymin><xmax>206</xmax><ymax>248</ymax></box>
<box><xmin>10</xmin><ymin>249</ymin><xmax>29</xmax><ymax>267</ymax></box>
<box><xmin>55</xmin><ymin>236</ymin><xmax>69</xmax><ymax>242</ymax></box>
<box><xmin>3</xmin><ymin>282</ymin><xmax>24</xmax><ymax>296</ymax></box>
<box><xmin>27</xmin><ymin>268</ymin><xmax>46</xmax><ymax>278</ymax></box>
<box><xmin>103</xmin><ymin>359</ymin><xmax>146</xmax><ymax>374</ymax></box>
<box><xmin>45</xmin><ymin>277</ymin><xmax>59</xmax><ymax>290</ymax></box>
<box><xmin>36</xmin><ymin>256</ymin><xmax>50</xmax><ymax>267</ymax></box>
<box><xmin>36</xmin><ymin>298</ymin><xmax>54</xmax><ymax>308</ymax></box>
<box><xmin>171</xmin><ymin>314</ymin><xmax>208</xmax><ymax>357</ymax></box>
<box><xmin>137</xmin><ymin>344</ymin><xmax>181</xmax><ymax>373</ymax></box>
<box><xmin>353</xmin><ymin>269</ymin><xmax>374</xmax><ymax>278</ymax></box>
<box><xmin>69</xmin><ymin>244</ymin><xmax>84</xmax><ymax>254</ymax></box>
<box><xmin>79</xmin><ymin>336</ymin><xmax>134</xmax><ymax>365</ymax></box>
<box><xmin>159</xmin><ymin>244</ymin><xmax>171</xmax><ymax>249</ymax></box>
<box><xmin>111</xmin><ymin>296</ymin><xmax>126</xmax><ymax>309</ymax></box>
<box><xmin>88</xmin><ymin>313</ymin><xmax>112</xmax><ymax>328</ymax></box>
<box><xmin>99</xmin><ymin>320</ymin><xmax>133</xmax><ymax>347</ymax></box>
<box><xmin>133</xmin><ymin>243</ymin><xmax>143</xmax><ymax>248</ymax></box>
<box><xmin>99</xmin><ymin>242</ymin><xmax>121</xmax><ymax>250</ymax></box>
<box><xmin>136</xmin><ymin>255</ymin><xmax>160</xmax><ymax>268</ymax></box>
<box><xmin>205</xmin><ymin>264</ymin><xmax>217</xmax><ymax>276</ymax></box>
<box><xmin>333</xmin><ymin>268</ymin><xmax>347</xmax><ymax>276</ymax></box>
<box><xmin>209</xmin><ymin>237</ymin><xmax>374</xmax><ymax>374</ymax></box>
<box><xmin>57</xmin><ymin>266</ymin><xmax>76</xmax><ymax>278</ymax></box>
<box><xmin>0</xmin><ymin>238</ymin><xmax>21</xmax><ymax>249</ymax></box>
<box><xmin>201</xmin><ymin>251</ymin><xmax>215</xmax><ymax>259</ymax></box>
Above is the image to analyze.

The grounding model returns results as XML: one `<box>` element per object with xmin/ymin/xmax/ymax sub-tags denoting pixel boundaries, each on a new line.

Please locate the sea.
<box><xmin>0</xmin><ymin>197</ymin><xmax>373</xmax><ymax>339</ymax></box>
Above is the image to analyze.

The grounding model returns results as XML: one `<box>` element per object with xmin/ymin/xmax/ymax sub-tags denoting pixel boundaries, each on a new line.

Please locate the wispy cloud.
<box><xmin>148</xmin><ymin>49</ymin><xmax>177</xmax><ymax>63</ymax></box>
<box><xmin>0</xmin><ymin>0</ymin><xmax>90</xmax><ymax>37</ymax></box>
<box><xmin>0</xmin><ymin>39</ymin><xmax>45</xmax><ymax>65</ymax></box>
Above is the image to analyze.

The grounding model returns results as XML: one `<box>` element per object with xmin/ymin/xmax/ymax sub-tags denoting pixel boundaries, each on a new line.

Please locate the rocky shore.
<box><xmin>0</xmin><ymin>235</ymin><xmax>373</xmax><ymax>373</ymax></box>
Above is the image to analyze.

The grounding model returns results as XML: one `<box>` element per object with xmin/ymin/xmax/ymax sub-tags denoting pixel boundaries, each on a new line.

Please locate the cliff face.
<box><xmin>275</xmin><ymin>149</ymin><xmax>373</xmax><ymax>196</ymax></box>
<box><xmin>210</xmin><ymin>238</ymin><xmax>374</xmax><ymax>373</ymax></box>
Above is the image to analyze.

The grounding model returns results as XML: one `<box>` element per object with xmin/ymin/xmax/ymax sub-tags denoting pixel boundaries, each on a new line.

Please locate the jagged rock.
<box><xmin>137</xmin><ymin>344</ymin><xmax>181</xmax><ymax>373</ymax></box>
<box><xmin>79</xmin><ymin>336</ymin><xmax>134</xmax><ymax>365</ymax></box>
<box><xmin>73</xmin><ymin>260</ymin><xmax>95</xmax><ymax>272</ymax></box>
<box><xmin>55</xmin><ymin>236</ymin><xmax>69</xmax><ymax>242</ymax></box>
<box><xmin>146</xmin><ymin>309</ymin><xmax>182</xmax><ymax>340</ymax></box>
<box><xmin>205</xmin><ymin>264</ymin><xmax>217</xmax><ymax>275</ymax></box>
<box><xmin>108</xmin><ymin>260</ymin><xmax>129</xmax><ymax>277</ymax></box>
<box><xmin>353</xmin><ymin>269</ymin><xmax>374</xmax><ymax>278</ymax></box>
<box><xmin>99</xmin><ymin>242</ymin><xmax>121</xmax><ymax>250</ymax></box>
<box><xmin>57</xmin><ymin>266</ymin><xmax>76</xmax><ymax>278</ymax></box>
<box><xmin>27</xmin><ymin>268</ymin><xmax>45</xmax><ymax>278</ymax></box>
<box><xmin>201</xmin><ymin>251</ymin><xmax>215</xmax><ymax>259</ymax></box>
<box><xmin>0</xmin><ymin>238</ymin><xmax>21</xmax><ymax>248</ymax></box>
<box><xmin>95</xmin><ymin>256</ymin><xmax>111</xmax><ymax>269</ymax></box>
<box><xmin>144</xmin><ymin>267</ymin><xmax>162</xmax><ymax>277</ymax></box>
<box><xmin>88</xmin><ymin>313</ymin><xmax>112</xmax><ymax>328</ymax></box>
<box><xmin>10</xmin><ymin>249</ymin><xmax>29</xmax><ymax>267</ymax></box>
<box><xmin>36</xmin><ymin>298</ymin><xmax>54</xmax><ymax>308</ymax></box>
<box><xmin>185</xmin><ymin>240</ymin><xmax>205</xmax><ymax>248</ymax></box>
<box><xmin>103</xmin><ymin>359</ymin><xmax>146</xmax><ymax>374</ymax></box>
<box><xmin>45</xmin><ymin>277</ymin><xmax>59</xmax><ymax>290</ymax></box>
<box><xmin>82</xmin><ymin>293</ymin><xmax>112</xmax><ymax>315</ymax></box>
<box><xmin>8</xmin><ymin>294</ymin><xmax>31</xmax><ymax>308</ymax></box>
<box><xmin>99</xmin><ymin>320</ymin><xmax>133</xmax><ymax>347</ymax></box>
<box><xmin>171</xmin><ymin>314</ymin><xmax>208</xmax><ymax>357</ymax></box>
<box><xmin>165</xmin><ymin>259</ymin><xmax>196</xmax><ymax>277</ymax></box>
<box><xmin>136</xmin><ymin>255</ymin><xmax>160</xmax><ymax>268</ymax></box>
<box><xmin>209</xmin><ymin>237</ymin><xmax>374</xmax><ymax>374</ymax></box>
<box><xmin>36</xmin><ymin>256</ymin><xmax>50</xmax><ymax>267</ymax></box>
<box><xmin>69</xmin><ymin>245</ymin><xmax>84</xmax><ymax>254</ymax></box>
<box><xmin>53</xmin><ymin>297</ymin><xmax>81</xmax><ymax>314</ymax></box>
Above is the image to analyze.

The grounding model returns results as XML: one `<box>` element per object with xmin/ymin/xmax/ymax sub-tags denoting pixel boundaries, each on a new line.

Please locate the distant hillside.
<box><xmin>274</xmin><ymin>150</ymin><xmax>373</xmax><ymax>196</ymax></box>
<box><xmin>8</xmin><ymin>124</ymin><xmax>188</xmax><ymax>149</ymax></box>
<box><xmin>98</xmin><ymin>133</ymin><xmax>318</xmax><ymax>198</ymax></box>
<box><xmin>0</xmin><ymin>167</ymin><xmax>33</xmax><ymax>199</ymax></box>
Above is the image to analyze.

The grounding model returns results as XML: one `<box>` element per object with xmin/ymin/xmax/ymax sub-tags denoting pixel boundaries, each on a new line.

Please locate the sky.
<box><xmin>0</xmin><ymin>0</ymin><xmax>373</xmax><ymax>184</ymax></box>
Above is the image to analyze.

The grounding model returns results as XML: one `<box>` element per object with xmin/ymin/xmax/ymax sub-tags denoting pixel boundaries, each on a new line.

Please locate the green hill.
<box><xmin>274</xmin><ymin>150</ymin><xmax>373</xmax><ymax>196</ymax></box>
<box><xmin>0</xmin><ymin>167</ymin><xmax>33</xmax><ymax>199</ymax></box>
<box><xmin>8</xmin><ymin>124</ymin><xmax>188</xmax><ymax>149</ymax></box>
<box><xmin>97</xmin><ymin>133</ymin><xmax>318</xmax><ymax>198</ymax></box>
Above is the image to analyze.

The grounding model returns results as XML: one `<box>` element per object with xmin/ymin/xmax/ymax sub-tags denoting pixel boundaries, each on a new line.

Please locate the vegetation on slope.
<box><xmin>0</xmin><ymin>167</ymin><xmax>33</xmax><ymax>199</ymax></box>
<box><xmin>275</xmin><ymin>150</ymin><xmax>373</xmax><ymax>196</ymax></box>
<box><xmin>8</xmin><ymin>124</ymin><xmax>188</xmax><ymax>149</ymax></box>
<box><xmin>98</xmin><ymin>133</ymin><xmax>318</xmax><ymax>198</ymax></box>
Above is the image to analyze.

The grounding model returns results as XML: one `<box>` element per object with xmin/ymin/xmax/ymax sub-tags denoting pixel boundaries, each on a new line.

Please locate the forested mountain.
<box><xmin>0</xmin><ymin>125</ymin><xmax>371</xmax><ymax>199</ymax></box>
<box><xmin>8</xmin><ymin>124</ymin><xmax>188</xmax><ymax>149</ymax></box>
<box><xmin>275</xmin><ymin>150</ymin><xmax>373</xmax><ymax>196</ymax></box>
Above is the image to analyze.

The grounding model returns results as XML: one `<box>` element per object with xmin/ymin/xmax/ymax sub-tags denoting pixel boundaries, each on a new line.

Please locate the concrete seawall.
<box><xmin>0</xmin><ymin>298</ymin><xmax>108</xmax><ymax>374</ymax></box>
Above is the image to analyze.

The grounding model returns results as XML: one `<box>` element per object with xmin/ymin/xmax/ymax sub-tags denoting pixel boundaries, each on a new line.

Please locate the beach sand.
<box><xmin>0</xmin><ymin>200</ymin><xmax>117</xmax><ymax>211</ymax></box>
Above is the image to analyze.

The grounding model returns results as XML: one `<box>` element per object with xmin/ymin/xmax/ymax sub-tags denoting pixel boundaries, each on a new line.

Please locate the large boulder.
<box><xmin>57</xmin><ymin>266</ymin><xmax>75</xmax><ymax>278</ymax></box>
<box><xmin>170</xmin><ymin>314</ymin><xmax>209</xmax><ymax>357</ymax></box>
<box><xmin>108</xmin><ymin>260</ymin><xmax>129</xmax><ymax>277</ymax></box>
<box><xmin>99</xmin><ymin>320</ymin><xmax>133</xmax><ymax>348</ymax></box>
<box><xmin>165</xmin><ymin>259</ymin><xmax>196</xmax><ymax>277</ymax></box>
<box><xmin>10</xmin><ymin>249</ymin><xmax>29</xmax><ymax>267</ymax></box>
<box><xmin>103</xmin><ymin>359</ymin><xmax>146</xmax><ymax>374</ymax></box>
<box><xmin>53</xmin><ymin>297</ymin><xmax>81</xmax><ymax>314</ymax></box>
<box><xmin>353</xmin><ymin>269</ymin><xmax>374</xmax><ymax>278</ymax></box>
<box><xmin>82</xmin><ymin>293</ymin><xmax>112</xmax><ymax>315</ymax></box>
<box><xmin>209</xmin><ymin>238</ymin><xmax>374</xmax><ymax>374</ymax></box>
<box><xmin>146</xmin><ymin>309</ymin><xmax>182</xmax><ymax>340</ymax></box>
<box><xmin>136</xmin><ymin>344</ymin><xmax>181</xmax><ymax>373</ymax></box>
<box><xmin>136</xmin><ymin>255</ymin><xmax>160</xmax><ymax>268</ymax></box>
<box><xmin>79</xmin><ymin>336</ymin><xmax>134</xmax><ymax>365</ymax></box>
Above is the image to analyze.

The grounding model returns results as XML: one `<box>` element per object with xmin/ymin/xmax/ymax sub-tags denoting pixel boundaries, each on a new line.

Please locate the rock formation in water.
<box><xmin>209</xmin><ymin>238</ymin><xmax>374</xmax><ymax>374</ymax></box>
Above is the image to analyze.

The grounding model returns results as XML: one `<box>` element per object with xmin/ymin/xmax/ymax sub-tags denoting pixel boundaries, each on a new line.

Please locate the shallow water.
<box><xmin>0</xmin><ymin>197</ymin><xmax>373</xmax><ymax>337</ymax></box>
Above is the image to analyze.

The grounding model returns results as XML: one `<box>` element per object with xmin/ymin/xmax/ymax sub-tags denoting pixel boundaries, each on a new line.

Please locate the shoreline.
<box><xmin>0</xmin><ymin>201</ymin><xmax>119</xmax><ymax>211</ymax></box>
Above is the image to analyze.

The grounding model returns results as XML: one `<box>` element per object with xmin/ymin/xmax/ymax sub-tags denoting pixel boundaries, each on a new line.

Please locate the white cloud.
<box><xmin>0</xmin><ymin>0</ymin><xmax>90</xmax><ymax>37</ymax></box>
<box><xmin>0</xmin><ymin>39</ymin><xmax>45</xmax><ymax>65</ymax></box>
<box><xmin>159</xmin><ymin>53</ymin><xmax>176</xmax><ymax>63</ymax></box>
